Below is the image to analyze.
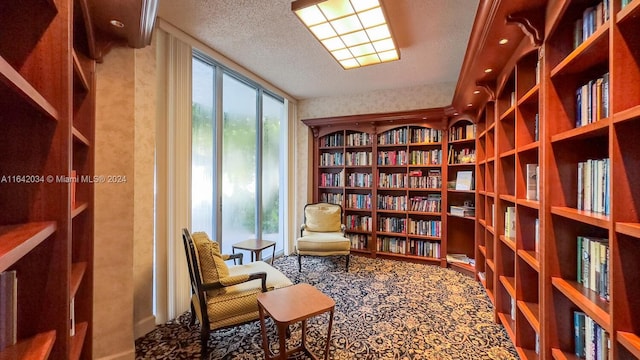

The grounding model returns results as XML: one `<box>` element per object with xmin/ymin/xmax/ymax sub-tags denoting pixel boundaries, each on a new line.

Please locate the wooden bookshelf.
<box><xmin>0</xmin><ymin>0</ymin><xmax>96</xmax><ymax>358</ymax></box>
<box><xmin>450</xmin><ymin>0</ymin><xmax>640</xmax><ymax>357</ymax></box>
<box><xmin>303</xmin><ymin>110</ymin><xmax>450</xmax><ymax>266</ymax></box>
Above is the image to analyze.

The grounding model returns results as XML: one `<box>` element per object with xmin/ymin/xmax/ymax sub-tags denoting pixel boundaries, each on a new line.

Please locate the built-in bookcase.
<box><xmin>446</xmin><ymin>118</ymin><xmax>477</xmax><ymax>275</ymax></box>
<box><xmin>305</xmin><ymin>112</ymin><xmax>454</xmax><ymax>268</ymax></box>
<box><xmin>0</xmin><ymin>0</ymin><xmax>95</xmax><ymax>358</ymax></box>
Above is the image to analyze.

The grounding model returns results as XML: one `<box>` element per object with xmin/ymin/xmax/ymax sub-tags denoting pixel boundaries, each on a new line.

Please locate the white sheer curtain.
<box><xmin>155</xmin><ymin>27</ymin><xmax>193</xmax><ymax>323</ymax></box>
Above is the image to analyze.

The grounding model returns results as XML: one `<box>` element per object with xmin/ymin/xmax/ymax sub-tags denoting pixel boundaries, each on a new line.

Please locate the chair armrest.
<box><xmin>222</xmin><ymin>252</ymin><xmax>243</xmax><ymax>265</ymax></box>
<box><xmin>201</xmin><ymin>271</ymin><xmax>268</xmax><ymax>292</ymax></box>
<box><xmin>300</xmin><ymin>223</ymin><xmax>306</xmax><ymax>237</ymax></box>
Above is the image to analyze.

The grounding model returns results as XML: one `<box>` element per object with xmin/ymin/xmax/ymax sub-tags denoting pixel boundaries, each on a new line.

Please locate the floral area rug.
<box><xmin>135</xmin><ymin>255</ymin><xmax>519</xmax><ymax>359</ymax></box>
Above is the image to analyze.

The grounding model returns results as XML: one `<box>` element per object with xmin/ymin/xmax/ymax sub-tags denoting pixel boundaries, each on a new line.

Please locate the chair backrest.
<box><xmin>303</xmin><ymin>202</ymin><xmax>344</xmax><ymax>232</ymax></box>
<box><xmin>181</xmin><ymin>228</ymin><xmax>210</xmax><ymax>328</ymax></box>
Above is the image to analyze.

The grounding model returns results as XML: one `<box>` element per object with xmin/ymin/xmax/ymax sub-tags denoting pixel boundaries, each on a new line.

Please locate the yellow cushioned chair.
<box><xmin>296</xmin><ymin>202</ymin><xmax>351</xmax><ymax>272</ymax></box>
<box><xmin>182</xmin><ymin>228</ymin><xmax>292</xmax><ymax>358</ymax></box>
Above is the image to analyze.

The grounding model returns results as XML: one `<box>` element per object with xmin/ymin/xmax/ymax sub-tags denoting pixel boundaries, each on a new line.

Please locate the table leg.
<box><xmin>324</xmin><ymin>308</ymin><xmax>335</xmax><ymax>360</ymax></box>
<box><xmin>255</xmin><ymin>249</ymin><xmax>262</xmax><ymax>262</ymax></box>
<box><xmin>258</xmin><ymin>305</ymin><xmax>271</xmax><ymax>360</ymax></box>
<box><xmin>277</xmin><ymin>322</ymin><xmax>289</xmax><ymax>360</ymax></box>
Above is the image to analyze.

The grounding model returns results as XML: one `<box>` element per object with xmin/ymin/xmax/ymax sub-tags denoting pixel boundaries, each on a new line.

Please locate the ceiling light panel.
<box><xmin>292</xmin><ymin>0</ymin><xmax>400</xmax><ymax>69</ymax></box>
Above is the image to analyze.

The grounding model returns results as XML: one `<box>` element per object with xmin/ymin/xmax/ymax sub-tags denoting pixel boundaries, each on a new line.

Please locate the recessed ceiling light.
<box><xmin>484</xmin><ymin>68</ymin><xmax>493</xmax><ymax>73</ymax></box>
<box><xmin>467</xmin><ymin>103</ymin><xmax>473</xmax><ymax>107</ymax></box>
<box><xmin>499</xmin><ymin>38</ymin><xmax>509</xmax><ymax>45</ymax></box>
<box><xmin>453</xmin><ymin>112</ymin><xmax>459</xmax><ymax>116</ymax></box>
<box><xmin>110</xmin><ymin>19</ymin><xmax>125</xmax><ymax>28</ymax></box>
<box><xmin>473</xmin><ymin>90</ymin><xmax>480</xmax><ymax>94</ymax></box>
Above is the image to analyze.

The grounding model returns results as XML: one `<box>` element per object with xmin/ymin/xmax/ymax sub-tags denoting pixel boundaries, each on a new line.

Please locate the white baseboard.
<box><xmin>134</xmin><ymin>314</ymin><xmax>157</xmax><ymax>339</ymax></box>
<box><xmin>96</xmin><ymin>349</ymin><xmax>135</xmax><ymax>360</ymax></box>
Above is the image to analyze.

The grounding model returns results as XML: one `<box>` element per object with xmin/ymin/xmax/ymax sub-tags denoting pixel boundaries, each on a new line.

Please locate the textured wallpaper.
<box><xmin>297</xmin><ymin>82</ymin><xmax>455</xmax><ymax>120</ymax></box>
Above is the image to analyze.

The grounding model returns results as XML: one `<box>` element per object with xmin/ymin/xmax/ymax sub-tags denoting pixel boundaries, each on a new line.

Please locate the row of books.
<box><xmin>378</xmin><ymin>172</ymin><xmax>407</xmax><ymax>188</ymax></box>
<box><xmin>347</xmin><ymin>234</ymin><xmax>369</xmax><ymax>250</ymax></box>
<box><xmin>409</xmin><ymin>240</ymin><xmax>441</xmax><ymax>258</ymax></box>
<box><xmin>345</xmin><ymin>151</ymin><xmax>373</xmax><ymax>166</ymax></box>
<box><xmin>450</xmin><ymin>205</ymin><xmax>475</xmax><ymax>218</ymax></box>
<box><xmin>409</xmin><ymin>195</ymin><xmax>442</xmax><ymax>212</ymax></box>
<box><xmin>320</xmin><ymin>152</ymin><xmax>344</xmax><ymax>166</ymax></box>
<box><xmin>411</xmin><ymin>128</ymin><xmax>442</xmax><ymax>144</ymax></box>
<box><xmin>378</xmin><ymin>216</ymin><xmax>406</xmax><ymax>234</ymax></box>
<box><xmin>320</xmin><ymin>171</ymin><xmax>344</xmax><ymax>187</ymax></box>
<box><xmin>346</xmin><ymin>215</ymin><xmax>373</xmax><ymax>231</ymax></box>
<box><xmin>377</xmin><ymin>237</ymin><xmax>406</xmax><ymax>254</ymax></box>
<box><xmin>378</xmin><ymin>150</ymin><xmax>409</xmax><ymax>165</ymax></box>
<box><xmin>504</xmin><ymin>206</ymin><xmax>516</xmax><ymax>240</ymax></box>
<box><xmin>408</xmin><ymin>219</ymin><xmax>441</xmax><ymax>237</ymax></box>
<box><xmin>573</xmin><ymin>0</ymin><xmax>610</xmax><ymax>50</ymax></box>
<box><xmin>320</xmin><ymin>192</ymin><xmax>343</xmax><ymax>205</ymax></box>
<box><xmin>575</xmin><ymin>73</ymin><xmax>609</xmax><ymax>128</ymax></box>
<box><xmin>320</xmin><ymin>133</ymin><xmax>344</xmax><ymax>147</ymax></box>
<box><xmin>449</xmin><ymin>123</ymin><xmax>476</xmax><ymax>142</ymax></box>
<box><xmin>448</xmin><ymin>147</ymin><xmax>475</xmax><ymax>165</ymax></box>
<box><xmin>346</xmin><ymin>173</ymin><xmax>373</xmax><ymax>188</ymax></box>
<box><xmin>577</xmin><ymin>236</ymin><xmax>609</xmax><ymax>301</ymax></box>
<box><xmin>345</xmin><ymin>194</ymin><xmax>372</xmax><ymax>210</ymax></box>
<box><xmin>377</xmin><ymin>195</ymin><xmax>407</xmax><ymax>211</ymax></box>
<box><xmin>577</xmin><ymin>158</ymin><xmax>610</xmax><ymax>215</ymax></box>
<box><xmin>409</xmin><ymin>149</ymin><xmax>442</xmax><ymax>165</ymax></box>
<box><xmin>346</xmin><ymin>132</ymin><xmax>372</xmax><ymax>146</ymax></box>
<box><xmin>408</xmin><ymin>174</ymin><xmax>442</xmax><ymax>189</ymax></box>
<box><xmin>574</xmin><ymin>311</ymin><xmax>609</xmax><ymax>359</ymax></box>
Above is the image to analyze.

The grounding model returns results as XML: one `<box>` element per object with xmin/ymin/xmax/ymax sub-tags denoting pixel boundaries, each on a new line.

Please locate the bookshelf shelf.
<box><xmin>487</xmin><ymin>225</ymin><xmax>495</xmax><ymax>235</ymax></box>
<box><xmin>499</xmin><ymin>149</ymin><xmax>517</xmax><ymax>158</ymax></box>
<box><xmin>516</xmin><ymin>199</ymin><xmax>540</xmax><ymax>210</ymax></box>
<box><xmin>551</xmin><ymin>277</ymin><xmax>610</xmax><ymax>332</ymax></box>
<box><xmin>617</xmin><ymin>0</ymin><xmax>640</xmax><ymax>24</ymax></box>
<box><xmin>0</xmin><ymin>222</ymin><xmax>57</xmax><ymax>272</ymax></box>
<box><xmin>550</xmin><ymin>348</ymin><xmax>580</xmax><ymax>360</ymax></box>
<box><xmin>72</xmin><ymin>128</ymin><xmax>91</xmax><ymax>147</ymax></box>
<box><xmin>550</xmin><ymin>119</ymin><xmax>610</xmax><ymax>144</ymax></box>
<box><xmin>618</xmin><ymin>331</ymin><xmax>640</xmax><ymax>359</ymax></box>
<box><xmin>518</xmin><ymin>84</ymin><xmax>539</xmax><ymax>107</ymax></box>
<box><xmin>613</xmin><ymin>104</ymin><xmax>640</xmax><ymax>124</ymax></box>
<box><xmin>549</xmin><ymin>206</ymin><xmax>610</xmax><ymax>229</ymax></box>
<box><xmin>70</xmin><ymin>262</ymin><xmax>87</xmax><ymax>298</ymax></box>
<box><xmin>500</xmin><ymin>106</ymin><xmax>516</xmax><ymax>122</ymax></box>
<box><xmin>499</xmin><ymin>275</ymin><xmax>516</xmax><ymax>298</ymax></box>
<box><xmin>70</xmin><ymin>322</ymin><xmax>89</xmax><ymax>360</ymax></box>
<box><xmin>448</xmin><ymin>138</ymin><xmax>475</xmax><ymax>145</ymax></box>
<box><xmin>0</xmin><ymin>330</ymin><xmax>56</xmax><ymax>360</ymax></box>
<box><xmin>616</xmin><ymin>222</ymin><xmax>640</xmax><ymax>238</ymax></box>
<box><xmin>498</xmin><ymin>312</ymin><xmax>516</xmax><ymax>343</ymax></box>
<box><xmin>487</xmin><ymin>259</ymin><xmax>495</xmax><ymax>271</ymax></box>
<box><xmin>549</xmin><ymin>22</ymin><xmax>610</xmax><ymax>78</ymax></box>
<box><xmin>517</xmin><ymin>347</ymin><xmax>539</xmax><ymax>360</ymax></box>
<box><xmin>448</xmin><ymin>262</ymin><xmax>474</xmax><ymax>276</ymax></box>
<box><xmin>499</xmin><ymin>235</ymin><xmax>516</xmax><ymax>252</ymax></box>
<box><xmin>499</xmin><ymin>194</ymin><xmax>516</xmax><ymax>203</ymax></box>
<box><xmin>72</xmin><ymin>51</ymin><xmax>90</xmax><ymax>92</ymax></box>
<box><xmin>517</xmin><ymin>141</ymin><xmax>539</xmax><ymax>154</ymax></box>
<box><xmin>517</xmin><ymin>249</ymin><xmax>540</xmax><ymax>273</ymax></box>
<box><xmin>0</xmin><ymin>56</ymin><xmax>60</xmax><ymax>122</ymax></box>
<box><xmin>517</xmin><ymin>300</ymin><xmax>540</xmax><ymax>333</ymax></box>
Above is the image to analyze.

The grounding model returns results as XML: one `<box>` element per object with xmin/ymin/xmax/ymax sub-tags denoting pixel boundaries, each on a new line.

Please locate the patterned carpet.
<box><xmin>135</xmin><ymin>256</ymin><xmax>519</xmax><ymax>359</ymax></box>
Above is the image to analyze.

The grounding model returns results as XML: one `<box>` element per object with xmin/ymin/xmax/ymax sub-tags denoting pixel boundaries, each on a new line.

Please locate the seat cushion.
<box><xmin>204</xmin><ymin>261</ymin><xmax>293</xmax><ymax>329</ymax></box>
<box><xmin>297</xmin><ymin>232</ymin><xmax>350</xmax><ymax>255</ymax></box>
<box><xmin>304</xmin><ymin>203</ymin><xmax>342</xmax><ymax>232</ymax></box>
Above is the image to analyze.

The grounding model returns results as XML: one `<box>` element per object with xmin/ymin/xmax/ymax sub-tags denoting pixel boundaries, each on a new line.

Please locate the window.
<box><xmin>191</xmin><ymin>52</ymin><xmax>286</xmax><ymax>256</ymax></box>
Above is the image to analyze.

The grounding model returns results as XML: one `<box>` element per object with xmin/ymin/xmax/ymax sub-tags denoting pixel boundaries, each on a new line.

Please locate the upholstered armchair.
<box><xmin>182</xmin><ymin>229</ymin><xmax>293</xmax><ymax>358</ymax></box>
<box><xmin>296</xmin><ymin>202</ymin><xmax>351</xmax><ymax>271</ymax></box>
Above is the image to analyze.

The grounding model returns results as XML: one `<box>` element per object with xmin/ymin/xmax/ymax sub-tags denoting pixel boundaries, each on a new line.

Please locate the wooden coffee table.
<box><xmin>257</xmin><ymin>283</ymin><xmax>335</xmax><ymax>360</ymax></box>
<box><xmin>231</xmin><ymin>238</ymin><xmax>276</xmax><ymax>264</ymax></box>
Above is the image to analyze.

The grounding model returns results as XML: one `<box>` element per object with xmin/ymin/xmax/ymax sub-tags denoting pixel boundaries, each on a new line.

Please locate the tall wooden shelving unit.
<box><xmin>304</xmin><ymin>110</ymin><xmax>474</xmax><ymax>269</ymax></box>
<box><xmin>446</xmin><ymin>118</ymin><xmax>477</xmax><ymax>275</ymax></box>
<box><xmin>0</xmin><ymin>0</ymin><xmax>95</xmax><ymax>358</ymax></box>
<box><xmin>454</xmin><ymin>0</ymin><xmax>640</xmax><ymax>358</ymax></box>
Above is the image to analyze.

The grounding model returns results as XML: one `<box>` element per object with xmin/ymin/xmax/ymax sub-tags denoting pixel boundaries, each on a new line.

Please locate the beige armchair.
<box><xmin>182</xmin><ymin>228</ymin><xmax>292</xmax><ymax>358</ymax></box>
<box><xmin>296</xmin><ymin>202</ymin><xmax>351</xmax><ymax>272</ymax></box>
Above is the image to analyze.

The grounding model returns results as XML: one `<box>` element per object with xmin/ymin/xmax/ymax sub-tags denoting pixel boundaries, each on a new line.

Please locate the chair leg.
<box><xmin>345</xmin><ymin>254</ymin><xmax>350</xmax><ymax>271</ymax></box>
<box><xmin>298</xmin><ymin>253</ymin><xmax>302</xmax><ymax>272</ymax></box>
<box><xmin>189</xmin><ymin>301</ymin><xmax>196</xmax><ymax>326</ymax></box>
<box><xmin>200</xmin><ymin>326</ymin><xmax>209</xmax><ymax>358</ymax></box>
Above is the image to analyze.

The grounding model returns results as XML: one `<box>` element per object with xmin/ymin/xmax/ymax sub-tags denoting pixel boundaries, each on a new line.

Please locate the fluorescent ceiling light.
<box><xmin>292</xmin><ymin>0</ymin><xmax>400</xmax><ymax>69</ymax></box>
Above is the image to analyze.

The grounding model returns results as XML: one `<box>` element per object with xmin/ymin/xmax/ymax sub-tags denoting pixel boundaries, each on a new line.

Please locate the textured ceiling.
<box><xmin>157</xmin><ymin>0</ymin><xmax>479</xmax><ymax>101</ymax></box>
